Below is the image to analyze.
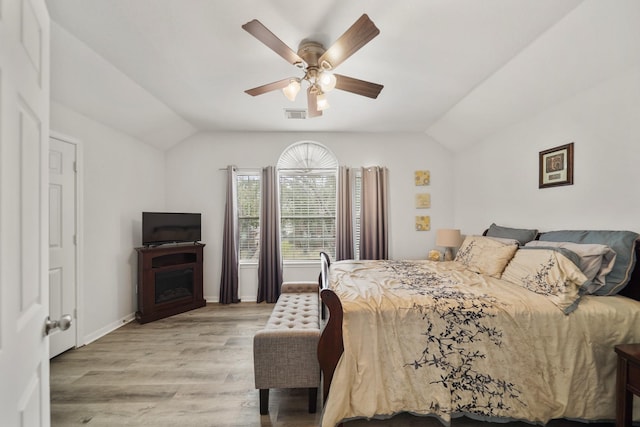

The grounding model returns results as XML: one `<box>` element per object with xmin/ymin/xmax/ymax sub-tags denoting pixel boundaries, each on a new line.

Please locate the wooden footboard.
<box><xmin>317</xmin><ymin>288</ymin><xmax>344</xmax><ymax>402</ymax></box>
<box><xmin>317</xmin><ymin>252</ymin><xmax>345</xmax><ymax>404</ymax></box>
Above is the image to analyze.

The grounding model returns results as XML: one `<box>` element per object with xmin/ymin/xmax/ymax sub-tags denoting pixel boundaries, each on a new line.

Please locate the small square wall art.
<box><xmin>415</xmin><ymin>193</ymin><xmax>431</xmax><ymax>209</ymax></box>
<box><xmin>414</xmin><ymin>170</ymin><xmax>430</xmax><ymax>186</ymax></box>
<box><xmin>415</xmin><ymin>215</ymin><xmax>431</xmax><ymax>231</ymax></box>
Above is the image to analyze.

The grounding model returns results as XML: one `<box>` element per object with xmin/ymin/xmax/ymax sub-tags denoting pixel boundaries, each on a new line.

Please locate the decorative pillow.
<box><xmin>454</xmin><ymin>235</ymin><xmax>518</xmax><ymax>278</ymax></box>
<box><xmin>501</xmin><ymin>247</ymin><xmax>589</xmax><ymax>314</ymax></box>
<box><xmin>486</xmin><ymin>223</ymin><xmax>538</xmax><ymax>245</ymax></box>
<box><xmin>539</xmin><ymin>230</ymin><xmax>639</xmax><ymax>295</ymax></box>
<box><xmin>525</xmin><ymin>241</ymin><xmax>616</xmax><ymax>294</ymax></box>
<box><xmin>485</xmin><ymin>236</ymin><xmax>521</xmax><ymax>246</ymax></box>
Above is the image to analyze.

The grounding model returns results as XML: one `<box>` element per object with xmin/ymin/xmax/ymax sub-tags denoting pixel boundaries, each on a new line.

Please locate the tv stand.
<box><xmin>135</xmin><ymin>243</ymin><xmax>206</xmax><ymax>324</ymax></box>
<box><xmin>145</xmin><ymin>241</ymin><xmax>201</xmax><ymax>249</ymax></box>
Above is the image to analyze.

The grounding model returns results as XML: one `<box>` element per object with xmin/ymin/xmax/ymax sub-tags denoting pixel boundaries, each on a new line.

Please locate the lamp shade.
<box><xmin>316</xmin><ymin>93</ymin><xmax>330</xmax><ymax>110</ymax></box>
<box><xmin>319</xmin><ymin>71</ymin><xmax>337</xmax><ymax>92</ymax></box>
<box><xmin>436</xmin><ymin>229</ymin><xmax>462</xmax><ymax>248</ymax></box>
<box><xmin>282</xmin><ymin>79</ymin><xmax>301</xmax><ymax>101</ymax></box>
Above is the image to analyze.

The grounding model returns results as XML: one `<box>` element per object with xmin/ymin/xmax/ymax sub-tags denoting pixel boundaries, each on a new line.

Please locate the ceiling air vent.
<box><xmin>284</xmin><ymin>109</ymin><xmax>307</xmax><ymax>120</ymax></box>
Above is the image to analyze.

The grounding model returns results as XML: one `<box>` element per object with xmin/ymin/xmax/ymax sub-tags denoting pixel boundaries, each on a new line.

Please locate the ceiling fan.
<box><xmin>242</xmin><ymin>14</ymin><xmax>384</xmax><ymax>118</ymax></box>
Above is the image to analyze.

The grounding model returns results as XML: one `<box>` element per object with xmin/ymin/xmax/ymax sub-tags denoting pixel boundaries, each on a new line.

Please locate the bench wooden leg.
<box><xmin>308</xmin><ymin>387</ymin><xmax>318</xmax><ymax>413</ymax></box>
<box><xmin>259</xmin><ymin>389</ymin><xmax>269</xmax><ymax>415</ymax></box>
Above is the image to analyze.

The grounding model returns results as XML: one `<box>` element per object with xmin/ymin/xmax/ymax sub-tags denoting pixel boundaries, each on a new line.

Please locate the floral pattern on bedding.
<box><xmin>520</xmin><ymin>254</ymin><xmax>567</xmax><ymax>295</ymax></box>
<box><xmin>384</xmin><ymin>260</ymin><xmax>459</xmax><ymax>290</ymax></box>
<box><xmin>383</xmin><ymin>261</ymin><xmax>524</xmax><ymax>416</ymax></box>
<box><xmin>501</xmin><ymin>248</ymin><xmax>589</xmax><ymax>314</ymax></box>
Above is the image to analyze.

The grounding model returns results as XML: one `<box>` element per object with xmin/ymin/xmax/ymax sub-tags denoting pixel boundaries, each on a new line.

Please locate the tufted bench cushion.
<box><xmin>280</xmin><ymin>281</ymin><xmax>319</xmax><ymax>294</ymax></box>
<box><xmin>253</xmin><ymin>283</ymin><xmax>320</xmax><ymax>415</ymax></box>
<box><xmin>263</xmin><ymin>293</ymin><xmax>319</xmax><ymax>330</ymax></box>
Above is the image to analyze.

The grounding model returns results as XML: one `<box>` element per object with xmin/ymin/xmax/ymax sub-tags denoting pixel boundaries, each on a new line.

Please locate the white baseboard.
<box><xmin>82</xmin><ymin>313</ymin><xmax>135</xmax><ymax>346</ymax></box>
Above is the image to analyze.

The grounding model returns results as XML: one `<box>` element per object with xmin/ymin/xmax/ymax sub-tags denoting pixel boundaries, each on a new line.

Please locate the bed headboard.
<box><xmin>618</xmin><ymin>244</ymin><xmax>640</xmax><ymax>301</ymax></box>
<box><xmin>481</xmin><ymin>228</ymin><xmax>640</xmax><ymax>302</ymax></box>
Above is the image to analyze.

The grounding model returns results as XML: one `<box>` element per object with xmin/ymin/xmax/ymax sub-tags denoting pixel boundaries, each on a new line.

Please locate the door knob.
<box><xmin>45</xmin><ymin>314</ymin><xmax>72</xmax><ymax>335</ymax></box>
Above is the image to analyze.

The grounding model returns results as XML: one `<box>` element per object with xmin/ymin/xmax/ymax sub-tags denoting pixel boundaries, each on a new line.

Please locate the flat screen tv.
<box><xmin>142</xmin><ymin>212</ymin><xmax>201</xmax><ymax>246</ymax></box>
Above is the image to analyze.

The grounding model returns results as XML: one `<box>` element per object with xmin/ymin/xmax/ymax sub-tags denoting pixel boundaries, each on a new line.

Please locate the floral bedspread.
<box><xmin>320</xmin><ymin>260</ymin><xmax>640</xmax><ymax>427</ymax></box>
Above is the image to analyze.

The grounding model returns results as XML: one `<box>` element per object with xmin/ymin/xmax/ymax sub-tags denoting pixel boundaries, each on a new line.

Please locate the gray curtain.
<box><xmin>219</xmin><ymin>165</ymin><xmax>240</xmax><ymax>304</ymax></box>
<box><xmin>257</xmin><ymin>166</ymin><xmax>283</xmax><ymax>303</ymax></box>
<box><xmin>335</xmin><ymin>166</ymin><xmax>354</xmax><ymax>261</ymax></box>
<box><xmin>359</xmin><ymin>166</ymin><xmax>389</xmax><ymax>260</ymax></box>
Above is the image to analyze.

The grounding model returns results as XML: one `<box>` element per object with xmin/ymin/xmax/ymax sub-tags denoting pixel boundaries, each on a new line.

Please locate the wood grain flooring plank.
<box><xmin>51</xmin><ymin>303</ymin><xmax>614</xmax><ymax>427</ymax></box>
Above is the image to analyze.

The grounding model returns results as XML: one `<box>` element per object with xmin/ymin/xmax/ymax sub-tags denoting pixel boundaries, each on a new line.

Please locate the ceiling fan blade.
<box><xmin>307</xmin><ymin>87</ymin><xmax>322</xmax><ymax>118</ymax></box>
<box><xmin>242</xmin><ymin>19</ymin><xmax>304</xmax><ymax>66</ymax></box>
<box><xmin>245</xmin><ymin>78</ymin><xmax>292</xmax><ymax>97</ymax></box>
<box><xmin>318</xmin><ymin>14</ymin><xmax>380</xmax><ymax>70</ymax></box>
<box><xmin>334</xmin><ymin>74</ymin><xmax>383</xmax><ymax>99</ymax></box>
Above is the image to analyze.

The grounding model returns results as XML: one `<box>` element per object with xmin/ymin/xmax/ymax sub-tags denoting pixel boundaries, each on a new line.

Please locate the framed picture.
<box><xmin>539</xmin><ymin>142</ymin><xmax>574</xmax><ymax>188</ymax></box>
<box><xmin>415</xmin><ymin>193</ymin><xmax>431</xmax><ymax>209</ymax></box>
<box><xmin>414</xmin><ymin>170</ymin><xmax>430</xmax><ymax>186</ymax></box>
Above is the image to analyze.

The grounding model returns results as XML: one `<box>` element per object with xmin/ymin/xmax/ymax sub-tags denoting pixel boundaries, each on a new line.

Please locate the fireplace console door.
<box><xmin>135</xmin><ymin>243</ymin><xmax>206</xmax><ymax>324</ymax></box>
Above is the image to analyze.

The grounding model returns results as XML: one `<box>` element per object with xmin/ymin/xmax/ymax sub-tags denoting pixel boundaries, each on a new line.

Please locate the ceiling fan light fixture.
<box><xmin>318</xmin><ymin>71</ymin><xmax>337</xmax><ymax>92</ymax></box>
<box><xmin>282</xmin><ymin>78</ymin><xmax>301</xmax><ymax>101</ymax></box>
<box><xmin>316</xmin><ymin>92</ymin><xmax>330</xmax><ymax>111</ymax></box>
<box><xmin>242</xmin><ymin>15</ymin><xmax>383</xmax><ymax>117</ymax></box>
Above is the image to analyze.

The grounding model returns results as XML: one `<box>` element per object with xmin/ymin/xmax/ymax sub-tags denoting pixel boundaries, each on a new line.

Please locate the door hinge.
<box><xmin>73</xmin><ymin>161</ymin><xmax>78</xmax><ymax>173</ymax></box>
<box><xmin>73</xmin><ymin>234</ymin><xmax>77</xmax><ymax>245</ymax></box>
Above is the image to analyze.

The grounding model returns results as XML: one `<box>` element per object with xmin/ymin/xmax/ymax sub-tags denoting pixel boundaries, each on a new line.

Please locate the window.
<box><xmin>353</xmin><ymin>170</ymin><xmax>362</xmax><ymax>260</ymax></box>
<box><xmin>278</xmin><ymin>142</ymin><xmax>338</xmax><ymax>261</ymax></box>
<box><xmin>237</xmin><ymin>172</ymin><xmax>261</xmax><ymax>261</ymax></box>
<box><xmin>280</xmin><ymin>172</ymin><xmax>336</xmax><ymax>260</ymax></box>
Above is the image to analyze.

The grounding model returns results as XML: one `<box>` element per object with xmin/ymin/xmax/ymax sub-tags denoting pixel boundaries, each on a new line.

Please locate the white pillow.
<box><xmin>524</xmin><ymin>241</ymin><xmax>616</xmax><ymax>294</ymax></box>
<box><xmin>485</xmin><ymin>236</ymin><xmax>521</xmax><ymax>246</ymax></box>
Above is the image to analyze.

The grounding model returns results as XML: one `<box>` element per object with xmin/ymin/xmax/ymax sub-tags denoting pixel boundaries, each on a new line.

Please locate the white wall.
<box><xmin>50</xmin><ymin>102</ymin><xmax>166</xmax><ymax>344</ymax></box>
<box><xmin>165</xmin><ymin>132</ymin><xmax>454</xmax><ymax>302</ymax></box>
<box><xmin>453</xmin><ymin>65</ymin><xmax>640</xmax><ymax>236</ymax></box>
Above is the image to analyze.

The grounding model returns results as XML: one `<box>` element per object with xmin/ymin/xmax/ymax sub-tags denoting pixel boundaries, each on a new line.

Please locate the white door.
<box><xmin>0</xmin><ymin>0</ymin><xmax>51</xmax><ymax>425</ymax></box>
<box><xmin>49</xmin><ymin>137</ymin><xmax>77</xmax><ymax>358</ymax></box>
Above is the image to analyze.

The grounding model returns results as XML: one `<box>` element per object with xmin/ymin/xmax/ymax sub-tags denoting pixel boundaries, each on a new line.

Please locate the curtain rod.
<box><xmin>218</xmin><ymin>167</ymin><xmax>338</xmax><ymax>171</ymax></box>
<box><xmin>218</xmin><ymin>167</ymin><xmax>258</xmax><ymax>171</ymax></box>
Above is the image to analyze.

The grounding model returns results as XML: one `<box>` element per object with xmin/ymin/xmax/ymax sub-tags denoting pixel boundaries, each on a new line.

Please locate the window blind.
<box><xmin>237</xmin><ymin>173</ymin><xmax>261</xmax><ymax>261</ymax></box>
<box><xmin>279</xmin><ymin>172</ymin><xmax>336</xmax><ymax>260</ymax></box>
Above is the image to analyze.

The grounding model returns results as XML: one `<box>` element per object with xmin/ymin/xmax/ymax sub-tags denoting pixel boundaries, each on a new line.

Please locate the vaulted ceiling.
<box><xmin>46</xmin><ymin>1</ymin><xmax>640</xmax><ymax>151</ymax></box>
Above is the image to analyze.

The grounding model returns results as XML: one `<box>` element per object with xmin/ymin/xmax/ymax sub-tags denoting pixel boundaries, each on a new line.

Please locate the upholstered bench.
<box><xmin>253</xmin><ymin>282</ymin><xmax>320</xmax><ymax>415</ymax></box>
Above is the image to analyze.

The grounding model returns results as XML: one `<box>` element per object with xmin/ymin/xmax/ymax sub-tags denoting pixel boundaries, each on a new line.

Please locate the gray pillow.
<box><xmin>538</xmin><ymin>230</ymin><xmax>639</xmax><ymax>295</ymax></box>
<box><xmin>486</xmin><ymin>223</ymin><xmax>538</xmax><ymax>245</ymax></box>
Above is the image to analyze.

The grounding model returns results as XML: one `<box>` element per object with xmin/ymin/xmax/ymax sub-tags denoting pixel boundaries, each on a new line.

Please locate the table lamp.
<box><xmin>436</xmin><ymin>229</ymin><xmax>462</xmax><ymax>261</ymax></box>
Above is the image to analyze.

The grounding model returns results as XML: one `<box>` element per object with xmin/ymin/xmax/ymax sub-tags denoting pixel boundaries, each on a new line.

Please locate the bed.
<box><xmin>317</xmin><ymin>228</ymin><xmax>640</xmax><ymax>427</ymax></box>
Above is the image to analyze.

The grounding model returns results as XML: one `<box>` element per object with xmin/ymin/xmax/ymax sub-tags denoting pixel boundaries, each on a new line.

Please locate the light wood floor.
<box><xmin>51</xmin><ymin>303</ymin><xmax>616</xmax><ymax>427</ymax></box>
